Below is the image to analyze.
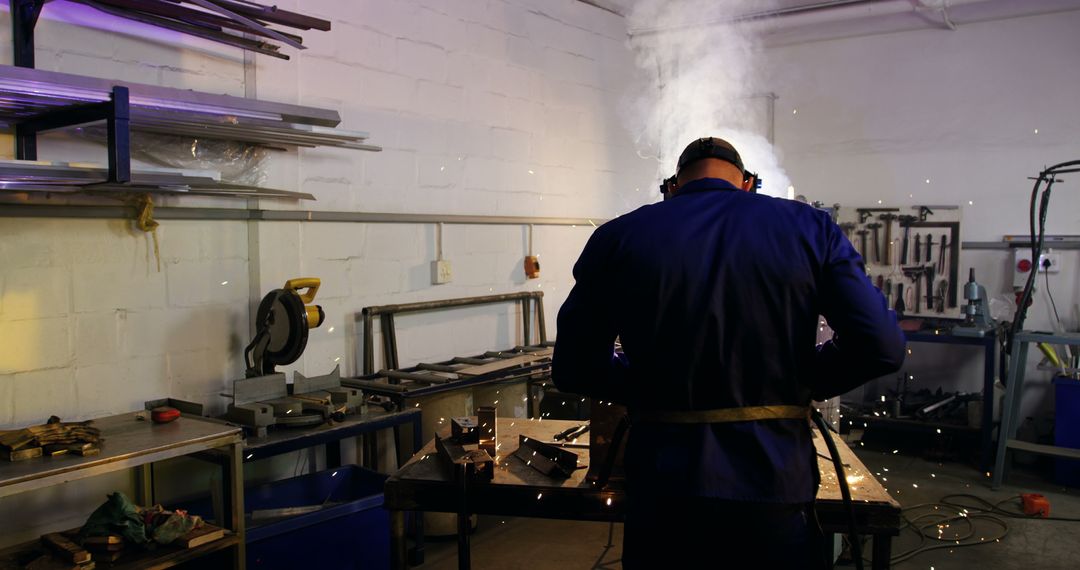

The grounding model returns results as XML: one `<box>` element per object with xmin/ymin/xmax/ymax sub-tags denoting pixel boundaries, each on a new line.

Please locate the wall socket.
<box><xmin>431</xmin><ymin>259</ymin><xmax>452</xmax><ymax>284</ymax></box>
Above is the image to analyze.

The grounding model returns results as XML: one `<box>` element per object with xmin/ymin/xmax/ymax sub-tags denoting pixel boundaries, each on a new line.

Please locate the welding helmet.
<box><xmin>676</xmin><ymin>137</ymin><xmax>744</xmax><ymax>176</ymax></box>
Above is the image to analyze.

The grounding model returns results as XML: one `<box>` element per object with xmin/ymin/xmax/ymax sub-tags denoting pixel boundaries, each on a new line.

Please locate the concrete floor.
<box><xmin>417</xmin><ymin>450</ymin><xmax>1080</xmax><ymax>569</ymax></box>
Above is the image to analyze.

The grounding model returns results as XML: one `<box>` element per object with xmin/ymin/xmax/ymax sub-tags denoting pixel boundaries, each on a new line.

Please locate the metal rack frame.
<box><xmin>993</xmin><ymin>330</ymin><xmax>1080</xmax><ymax>489</ymax></box>
<box><xmin>359</xmin><ymin>292</ymin><xmax>548</xmax><ymax>375</ymax></box>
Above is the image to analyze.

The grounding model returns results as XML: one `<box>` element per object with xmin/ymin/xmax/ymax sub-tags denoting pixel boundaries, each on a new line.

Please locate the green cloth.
<box><xmin>78</xmin><ymin>492</ymin><xmax>199</xmax><ymax>547</ymax></box>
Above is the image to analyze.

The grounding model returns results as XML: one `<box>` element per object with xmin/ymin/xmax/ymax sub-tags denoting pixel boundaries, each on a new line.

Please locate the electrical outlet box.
<box><xmin>1012</xmin><ymin>250</ymin><xmax>1060</xmax><ymax>288</ymax></box>
<box><xmin>1041</xmin><ymin>252</ymin><xmax>1061</xmax><ymax>273</ymax></box>
<box><xmin>431</xmin><ymin>260</ymin><xmax>452</xmax><ymax>284</ymax></box>
<box><xmin>524</xmin><ymin>255</ymin><xmax>540</xmax><ymax>279</ymax></box>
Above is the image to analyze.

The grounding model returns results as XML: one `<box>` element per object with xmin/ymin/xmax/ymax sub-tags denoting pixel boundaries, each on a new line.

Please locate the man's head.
<box><xmin>673</xmin><ymin>137</ymin><xmax>754</xmax><ymax>193</ymax></box>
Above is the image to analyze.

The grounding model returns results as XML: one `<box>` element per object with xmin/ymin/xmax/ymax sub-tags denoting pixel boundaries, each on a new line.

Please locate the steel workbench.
<box><xmin>384</xmin><ymin>418</ymin><xmax>902</xmax><ymax>569</ymax></box>
<box><xmin>0</xmin><ymin>412</ymin><xmax>245</xmax><ymax>569</ymax></box>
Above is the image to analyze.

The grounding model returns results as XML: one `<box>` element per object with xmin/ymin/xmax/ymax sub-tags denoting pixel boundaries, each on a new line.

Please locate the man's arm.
<box><xmin>811</xmin><ymin>219</ymin><xmax>906</xmax><ymax>400</ymax></box>
<box><xmin>551</xmin><ymin>228</ymin><xmax>630</xmax><ymax>403</ymax></box>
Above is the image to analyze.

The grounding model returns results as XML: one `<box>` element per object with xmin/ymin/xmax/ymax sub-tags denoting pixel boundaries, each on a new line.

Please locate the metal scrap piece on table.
<box><xmin>512</xmin><ymin>434</ymin><xmax>579</xmax><ymax>478</ymax></box>
<box><xmin>435</xmin><ymin>434</ymin><xmax>494</xmax><ymax>482</ymax></box>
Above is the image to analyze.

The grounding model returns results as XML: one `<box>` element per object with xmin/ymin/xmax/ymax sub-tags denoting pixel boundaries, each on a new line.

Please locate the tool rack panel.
<box><xmin>836</xmin><ymin>205</ymin><xmax>963</xmax><ymax>319</ymax></box>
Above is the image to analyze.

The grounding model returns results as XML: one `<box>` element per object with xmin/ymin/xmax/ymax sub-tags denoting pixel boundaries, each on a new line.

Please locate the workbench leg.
<box><xmin>823</xmin><ymin>533</ymin><xmax>836</xmax><ymax>569</ymax></box>
<box><xmin>135</xmin><ymin>463</ymin><xmax>154</xmax><ymax>506</ymax></box>
<box><xmin>326</xmin><ymin>440</ymin><xmax>342</xmax><ymax>469</ymax></box>
<box><xmin>993</xmin><ymin>342</ymin><xmax>1028</xmax><ymax>489</ymax></box>
<box><xmin>457</xmin><ymin>512</ymin><xmax>471</xmax><ymax>570</ymax></box>
<box><xmin>227</xmin><ymin>441</ymin><xmax>246</xmax><ymax>570</ymax></box>
<box><xmin>409</xmin><ymin>511</ymin><xmax>425</xmax><ymax>566</ymax></box>
<box><xmin>980</xmin><ymin>337</ymin><xmax>996</xmax><ymax>472</ymax></box>
<box><xmin>390</xmin><ymin>510</ymin><xmax>407</xmax><ymax>570</ymax></box>
<box><xmin>871</xmin><ymin>535</ymin><xmax>891</xmax><ymax>570</ymax></box>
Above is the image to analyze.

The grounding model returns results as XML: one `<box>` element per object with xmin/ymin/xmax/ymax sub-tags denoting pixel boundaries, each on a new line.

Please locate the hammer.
<box><xmin>840</xmin><ymin>222</ymin><xmax>856</xmax><ymax>239</ymax></box>
<box><xmin>856</xmin><ymin>229</ymin><xmax>870</xmax><ymax>260</ymax></box>
<box><xmin>879</xmin><ymin>213</ymin><xmax>898</xmax><ymax>265</ymax></box>
<box><xmin>866</xmin><ymin>223</ymin><xmax>883</xmax><ymax>264</ymax></box>
<box><xmin>898</xmin><ymin>215</ymin><xmax>917</xmax><ymax>264</ymax></box>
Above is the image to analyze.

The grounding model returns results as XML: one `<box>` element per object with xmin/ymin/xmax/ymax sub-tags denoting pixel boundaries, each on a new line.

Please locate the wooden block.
<box><xmin>74</xmin><ymin>446</ymin><xmax>100</xmax><ymax>457</ymax></box>
<box><xmin>25</xmin><ymin>554</ymin><xmax>95</xmax><ymax>570</ymax></box>
<box><xmin>91</xmin><ymin>550</ymin><xmax>123</xmax><ymax>563</ymax></box>
<box><xmin>2</xmin><ymin>446</ymin><xmax>43</xmax><ymax>461</ymax></box>
<box><xmin>83</xmin><ymin>535</ymin><xmax>123</xmax><ymax>552</ymax></box>
<box><xmin>41</xmin><ymin>533</ymin><xmax>91</xmax><ymax>564</ymax></box>
<box><xmin>175</xmin><ymin>525</ymin><xmax>225</xmax><ymax>549</ymax></box>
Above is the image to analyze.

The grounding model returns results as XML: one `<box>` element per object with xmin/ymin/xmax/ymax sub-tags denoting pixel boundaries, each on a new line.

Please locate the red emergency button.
<box><xmin>1017</xmin><ymin>258</ymin><xmax>1032</xmax><ymax>272</ymax></box>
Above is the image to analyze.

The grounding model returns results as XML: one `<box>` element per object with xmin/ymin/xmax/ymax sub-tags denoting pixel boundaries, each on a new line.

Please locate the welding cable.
<box><xmin>885</xmin><ymin>493</ymin><xmax>1080</xmax><ymax>565</ymax></box>
<box><xmin>1008</xmin><ymin>160</ymin><xmax>1080</xmax><ymax>375</ymax></box>
<box><xmin>886</xmin><ymin>502</ymin><xmax>1009</xmax><ymax>564</ymax></box>
<box><xmin>940</xmin><ymin>493</ymin><xmax>1080</xmax><ymax>523</ymax></box>
<box><xmin>811</xmin><ymin>410</ymin><xmax>864</xmax><ymax>570</ymax></box>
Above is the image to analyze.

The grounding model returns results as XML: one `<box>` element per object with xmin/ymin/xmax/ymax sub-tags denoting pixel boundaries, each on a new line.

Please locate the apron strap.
<box><xmin>632</xmin><ymin>405</ymin><xmax>810</xmax><ymax>424</ymax></box>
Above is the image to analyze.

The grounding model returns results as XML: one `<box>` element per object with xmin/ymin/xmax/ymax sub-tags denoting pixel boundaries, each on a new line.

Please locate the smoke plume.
<box><xmin>622</xmin><ymin>0</ymin><xmax>792</xmax><ymax>201</ymax></box>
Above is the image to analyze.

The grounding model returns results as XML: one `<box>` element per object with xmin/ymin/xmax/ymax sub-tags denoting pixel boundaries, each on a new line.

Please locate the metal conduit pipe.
<box><xmin>628</xmin><ymin>0</ymin><xmax>994</xmax><ymax>36</ymax></box>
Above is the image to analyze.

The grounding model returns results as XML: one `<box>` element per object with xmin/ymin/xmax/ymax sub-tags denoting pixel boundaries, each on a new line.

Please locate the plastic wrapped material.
<box><xmin>77</xmin><ymin>127</ymin><xmax>270</xmax><ymax>187</ymax></box>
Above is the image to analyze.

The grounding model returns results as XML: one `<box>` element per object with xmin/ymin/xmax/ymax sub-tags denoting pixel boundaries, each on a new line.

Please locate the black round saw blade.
<box><xmin>254</xmin><ymin>288</ymin><xmax>310</xmax><ymax>369</ymax></box>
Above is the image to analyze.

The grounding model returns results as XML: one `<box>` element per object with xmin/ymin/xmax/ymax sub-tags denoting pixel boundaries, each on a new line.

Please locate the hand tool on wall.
<box><xmin>898</xmin><ymin>215</ymin><xmax>916</xmax><ymax>264</ymax></box>
<box><xmin>894</xmin><ymin>283</ymin><xmax>905</xmax><ymax>315</ymax></box>
<box><xmin>904</xmin><ymin>267</ymin><xmax>927</xmax><ymax>313</ymax></box>
<box><xmin>935</xmin><ymin>279</ymin><xmax>948</xmax><ymax>313</ymax></box>
<box><xmin>925</xmin><ymin>266</ymin><xmax>936</xmax><ymax>310</ymax></box>
<box><xmin>879</xmin><ymin>213</ymin><xmax>898</xmax><ymax>265</ymax></box>
<box><xmin>876</xmin><ymin>275</ymin><xmax>885</xmax><ymax>291</ymax></box>
<box><xmin>925</xmin><ymin>234</ymin><xmax>935</xmax><ymax>264</ymax></box>
<box><xmin>938</xmin><ymin>234</ymin><xmax>948</xmax><ymax>274</ymax></box>
<box><xmin>840</xmin><ymin>222</ymin><xmax>856</xmax><ymax>240</ymax></box>
<box><xmin>884</xmin><ymin>278</ymin><xmax>893</xmax><ymax>306</ymax></box>
<box><xmin>914</xmin><ymin>233</ymin><xmax>922</xmax><ymax>263</ymax></box>
<box><xmin>856</xmin><ymin>230</ymin><xmax>870</xmax><ymax>260</ymax></box>
<box><xmin>866</xmin><ymin>222</ymin><xmax>883</xmax><ymax>263</ymax></box>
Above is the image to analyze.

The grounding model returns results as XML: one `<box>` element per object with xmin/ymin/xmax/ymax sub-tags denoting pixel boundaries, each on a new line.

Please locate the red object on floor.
<box><xmin>1020</xmin><ymin>493</ymin><xmax>1050</xmax><ymax>517</ymax></box>
<box><xmin>151</xmin><ymin>406</ymin><xmax>181</xmax><ymax>424</ymax></box>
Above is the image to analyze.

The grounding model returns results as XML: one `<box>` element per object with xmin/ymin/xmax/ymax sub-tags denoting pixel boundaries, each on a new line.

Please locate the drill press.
<box><xmin>953</xmin><ymin>269</ymin><xmax>996</xmax><ymax>337</ymax></box>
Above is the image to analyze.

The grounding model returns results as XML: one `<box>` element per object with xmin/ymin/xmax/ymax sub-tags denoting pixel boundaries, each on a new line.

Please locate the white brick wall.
<box><xmin>0</xmin><ymin>0</ymin><xmax>647</xmax><ymax>545</ymax></box>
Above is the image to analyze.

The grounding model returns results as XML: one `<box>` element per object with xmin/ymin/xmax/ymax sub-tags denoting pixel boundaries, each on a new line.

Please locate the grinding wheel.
<box><xmin>246</xmin><ymin>278</ymin><xmax>325</xmax><ymax>376</ymax></box>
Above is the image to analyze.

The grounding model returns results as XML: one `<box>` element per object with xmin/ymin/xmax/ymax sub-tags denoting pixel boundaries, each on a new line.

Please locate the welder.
<box><xmin>551</xmin><ymin>137</ymin><xmax>905</xmax><ymax>568</ymax></box>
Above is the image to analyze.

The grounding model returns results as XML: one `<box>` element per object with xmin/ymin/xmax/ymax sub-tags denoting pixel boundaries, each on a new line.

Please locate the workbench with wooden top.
<box><xmin>384</xmin><ymin>417</ymin><xmax>901</xmax><ymax>569</ymax></box>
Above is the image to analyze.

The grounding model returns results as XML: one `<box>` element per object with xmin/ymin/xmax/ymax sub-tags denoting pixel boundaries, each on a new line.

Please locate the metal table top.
<box><xmin>0</xmin><ymin>412</ymin><xmax>242</xmax><ymax>499</ymax></box>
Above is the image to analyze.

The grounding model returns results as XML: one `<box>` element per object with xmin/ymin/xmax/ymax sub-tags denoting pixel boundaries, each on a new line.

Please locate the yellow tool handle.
<box><xmin>1037</xmin><ymin>342</ymin><xmax>1064</xmax><ymax>369</ymax></box>
<box><xmin>284</xmin><ymin>278</ymin><xmax>321</xmax><ymax>303</ymax></box>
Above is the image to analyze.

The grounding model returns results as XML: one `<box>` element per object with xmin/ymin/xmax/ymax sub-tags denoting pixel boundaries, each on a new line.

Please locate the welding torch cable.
<box><xmin>940</xmin><ymin>493</ymin><xmax>1080</xmax><ymax>522</ymax></box>
<box><xmin>811</xmin><ymin>410</ymin><xmax>864</xmax><ymax>570</ymax></box>
<box><xmin>883</xmin><ymin>505</ymin><xmax>1009</xmax><ymax>565</ymax></box>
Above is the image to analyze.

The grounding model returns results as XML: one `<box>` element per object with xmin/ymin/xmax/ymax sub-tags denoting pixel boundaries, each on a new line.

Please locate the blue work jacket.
<box><xmin>552</xmin><ymin>178</ymin><xmax>905</xmax><ymax>502</ymax></box>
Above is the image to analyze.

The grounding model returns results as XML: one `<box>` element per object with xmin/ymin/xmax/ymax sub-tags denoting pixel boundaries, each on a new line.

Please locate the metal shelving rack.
<box><xmin>2</xmin><ymin>2</ymin><xmax>379</xmax><ymax>198</ymax></box>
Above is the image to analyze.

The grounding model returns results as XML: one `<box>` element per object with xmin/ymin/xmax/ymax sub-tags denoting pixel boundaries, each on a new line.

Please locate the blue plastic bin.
<box><xmin>1054</xmin><ymin>377</ymin><xmax>1080</xmax><ymax>487</ymax></box>
<box><xmin>179</xmin><ymin>465</ymin><xmax>389</xmax><ymax>569</ymax></box>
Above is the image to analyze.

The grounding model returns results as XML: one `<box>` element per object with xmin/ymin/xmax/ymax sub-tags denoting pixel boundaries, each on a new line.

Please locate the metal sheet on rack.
<box><xmin>0</xmin><ymin>64</ymin><xmax>381</xmax><ymax>151</ymax></box>
<box><xmin>0</xmin><ymin>160</ymin><xmax>314</xmax><ymax>200</ymax></box>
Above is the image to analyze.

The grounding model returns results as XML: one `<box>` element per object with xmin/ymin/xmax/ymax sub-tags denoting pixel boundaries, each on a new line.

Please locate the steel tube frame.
<box><xmin>361</xmin><ymin>292</ymin><xmax>547</xmax><ymax>375</ymax></box>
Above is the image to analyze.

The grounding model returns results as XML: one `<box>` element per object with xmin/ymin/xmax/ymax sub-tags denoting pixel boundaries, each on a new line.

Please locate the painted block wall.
<box><xmin>765</xmin><ymin>9</ymin><xmax>1080</xmax><ymax>421</ymax></box>
<box><xmin>0</xmin><ymin>0</ymin><xmax>647</xmax><ymax>546</ymax></box>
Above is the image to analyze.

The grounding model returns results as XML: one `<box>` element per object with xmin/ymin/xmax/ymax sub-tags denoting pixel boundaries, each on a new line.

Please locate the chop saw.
<box><xmin>224</xmin><ymin>278</ymin><xmax>362</xmax><ymax>436</ymax></box>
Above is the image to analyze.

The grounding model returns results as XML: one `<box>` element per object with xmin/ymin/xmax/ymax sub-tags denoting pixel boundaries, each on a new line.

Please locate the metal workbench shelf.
<box><xmin>0</xmin><ymin>412</ymin><xmax>247</xmax><ymax>568</ymax></box>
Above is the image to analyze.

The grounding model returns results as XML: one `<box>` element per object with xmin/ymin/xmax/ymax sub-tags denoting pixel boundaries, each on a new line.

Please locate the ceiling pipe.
<box><xmin>576</xmin><ymin>0</ymin><xmax>626</xmax><ymax>17</ymax></box>
<box><xmin>628</xmin><ymin>0</ymin><xmax>995</xmax><ymax>36</ymax></box>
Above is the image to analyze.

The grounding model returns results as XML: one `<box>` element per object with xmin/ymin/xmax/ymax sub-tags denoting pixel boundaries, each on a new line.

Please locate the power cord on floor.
<box><xmin>879</xmin><ymin>493</ymin><xmax>1080</xmax><ymax>565</ymax></box>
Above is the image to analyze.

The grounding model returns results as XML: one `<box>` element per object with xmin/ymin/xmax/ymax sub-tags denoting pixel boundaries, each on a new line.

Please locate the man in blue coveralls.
<box><xmin>551</xmin><ymin>137</ymin><xmax>905</xmax><ymax>568</ymax></box>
